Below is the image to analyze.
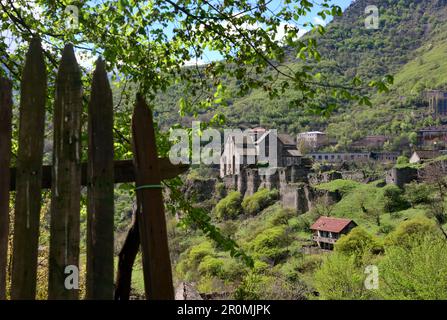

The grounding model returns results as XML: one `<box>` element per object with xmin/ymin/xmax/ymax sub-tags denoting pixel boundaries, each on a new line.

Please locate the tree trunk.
<box><xmin>114</xmin><ymin>206</ymin><xmax>140</xmax><ymax>300</ymax></box>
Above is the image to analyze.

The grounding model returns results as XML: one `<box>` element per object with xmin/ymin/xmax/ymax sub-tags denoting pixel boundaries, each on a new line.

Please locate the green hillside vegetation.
<box><xmin>123</xmin><ymin>0</ymin><xmax>447</xmax><ymax>300</ymax></box>
<box><xmin>315</xmin><ymin>217</ymin><xmax>447</xmax><ymax>300</ymax></box>
<box><xmin>94</xmin><ymin>0</ymin><xmax>447</xmax><ymax>300</ymax></box>
<box><xmin>171</xmin><ymin>202</ymin><xmax>319</xmax><ymax>299</ymax></box>
<box><xmin>150</xmin><ymin>0</ymin><xmax>447</xmax><ymax>154</ymax></box>
<box><xmin>149</xmin><ymin>0</ymin><xmax>447</xmax><ymax>300</ymax></box>
<box><xmin>393</xmin><ymin>40</ymin><xmax>447</xmax><ymax>94</ymax></box>
<box><xmin>162</xmin><ymin>172</ymin><xmax>447</xmax><ymax>299</ymax></box>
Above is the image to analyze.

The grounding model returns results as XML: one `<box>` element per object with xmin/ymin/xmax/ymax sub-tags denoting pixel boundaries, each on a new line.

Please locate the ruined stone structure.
<box><xmin>426</xmin><ymin>90</ymin><xmax>447</xmax><ymax>117</ymax></box>
<box><xmin>350</xmin><ymin>135</ymin><xmax>389</xmax><ymax>150</ymax></box>
<box><xmin>220</xmin><ymin>128</ymin><xmax>302</xmax><ymax>177</ymax></box>
<box><xmin>386</xmin><ymin>167</ymin><xmax>418</xmax><ymax>188</ymax></box>
<box><xmin>222</xmin><ymin>157</ymin><xmax>329</xmax><ymax>213</ymax></box>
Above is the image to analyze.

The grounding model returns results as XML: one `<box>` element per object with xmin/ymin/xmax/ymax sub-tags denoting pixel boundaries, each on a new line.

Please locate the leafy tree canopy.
<box><xmin>1</xmin><ymin>0</ymin><xmax>391</xmax><ymax>116</ymax></box>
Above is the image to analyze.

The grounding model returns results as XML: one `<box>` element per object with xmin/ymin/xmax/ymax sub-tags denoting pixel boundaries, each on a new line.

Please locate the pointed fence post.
<box><xmin>0</xmin><ymin>77</ymin><xmax>13</xmax><ymax>300</ymax></box>
<box><xmin>86</xmin><ymin>58</ymin><xmax>115</xmax><ymax>300</ymax></box>
<box><xmin>132</xmin><ymin>94</ymin><xmax>174</xmax><ymax>300</ymax></box>
<box><xmin>11</xmin><ymin>38</ymin><xmax>47</xmax><ymax>300</ymax></box>
<box><xmin>48</xmin><ymin>44</ymin><xmax>82</xmax><ymax>300</ymax></box>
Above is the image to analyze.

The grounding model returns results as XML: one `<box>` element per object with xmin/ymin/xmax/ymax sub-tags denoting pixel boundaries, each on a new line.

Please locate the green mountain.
<box><xmin>154</xmin><ymin>0</ymin><xmax>447</xmax><ymax>153</ymax></box>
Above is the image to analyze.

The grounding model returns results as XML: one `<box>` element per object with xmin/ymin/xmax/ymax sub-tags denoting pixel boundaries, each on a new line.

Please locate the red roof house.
<box><xmin>310</xmin><ymin>216</ymin><xmax>357</xmax><ymax>250</ymax></box>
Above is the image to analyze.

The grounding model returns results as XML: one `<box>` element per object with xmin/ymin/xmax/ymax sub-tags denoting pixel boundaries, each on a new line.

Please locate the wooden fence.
<box><xmin>0</xmin><ymin>38</ymin><xmax>185</xmax><ymax>300</ymax></box>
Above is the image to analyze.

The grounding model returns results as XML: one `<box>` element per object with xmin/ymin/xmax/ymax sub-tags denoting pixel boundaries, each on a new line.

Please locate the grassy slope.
<box><xmin>316</xmin><ymin>179</ymin><xmax>428</xmax><ymax>234</ymax></box>
<box><xmin>394</xmin><ymin>40</ymin><xmax>447</xmax><ymax>94</ymax></box>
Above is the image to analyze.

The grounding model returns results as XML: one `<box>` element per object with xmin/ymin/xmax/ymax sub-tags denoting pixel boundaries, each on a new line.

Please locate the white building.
<box><xmin>297</xmin><ymin>131</ymin><xmax>328</xmax><ymax>150</ymax></box>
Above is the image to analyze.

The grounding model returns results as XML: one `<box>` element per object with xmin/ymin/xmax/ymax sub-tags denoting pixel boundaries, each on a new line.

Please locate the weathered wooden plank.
<box><xmin>132</xmin><ymin>94</ymin><xmax>174</xmax><ymax>300</ymax></box>
<box><xmin>11</xmin><ymin>38</ymin><xmax>47</xmax><ymax>300</ymax></box>
<box><xmin>48</xmin><ymin>44</ymin><xmax>82</xmax><ymax>300</ymax></box>
<box><xmin>86</xmin><ymin>58</ymin><xmax>115</xmax><ymax>300</ymax></box>
<box><xmin>0</xmin><ymin>77</ymin><xmax>13</xmax><ymax>300</ymax></box>
<box><xmin>8</xmin><ymin>159</ymin><xmax>189</xmax><ymax>190</ymax></box>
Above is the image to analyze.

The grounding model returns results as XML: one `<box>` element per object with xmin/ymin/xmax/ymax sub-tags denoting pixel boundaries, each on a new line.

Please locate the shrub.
<box><xmin>197</xmin><ymin>275</ymin><xmax>224</xmax><ymax>294</ymax></box>
<box><xmin>198</xmin><ymin>256</ymin><xmax>224</xmax><ymax>276</ymax></box>
<box><xmin>296</xmin><ymin>255</ymin><xmax>323</xmax><ymax>273</ymax></box>
<box><xmin>242</xmin><ymin>188</ymin><xmax>279</xmax><ymax>215</ymax></box>
<box><xmin>214</xmin><ymin>191</ymin><xmax>243</xmax><ymax>220</ymax></box>
<box><xmin>187</xmin><ymin>166</ymin><xmax>217</xmax><ymax>181</ymax></box>
<box><xmin>219</xmin><ymin>220</ymin><xmax>238</xmax><ymax>237</ymax></box>
<box><xmin>378</xmin><ymin>222</ymin><xmax>395</xmax><ymax>235</ymax></box>
<box><xmin>396</xmin><ymin>155</ymin><xmax>409</xmax><ymax>165</ymax></box>
<box><xmin>379</xmin><ymin>237</ymin><xmax>447</xmax><ymax>299</ymax></box>
<box><xmin>335</xmin><ymin>227</ymin><xmax>383</xmax><ymax>257</ymax></box>
<box><xmin>403</xmin><ymin>182</ymin><xmax>433</xmax><ymax>207</ymax></box>
<box><xmin>382</xmin><ymin>185</ymin><xmax>410</xmax><ymax>213</ymax></box>
<box><xmin>220</xmin><ymin>258</ymin><xmax>246</xmax><ymax>279</ymax></box>
<box><xmin>215</xmin><ymin>182</ymin><xmax>227</xmax><ymax>200</ymax></box>
<box><xmin>290</xmin><ymin>212</ymin><xmax>318</xmax><ymax>232</ymax></box>
<box><xmin>234</xmin><ymin>272</ymin><xmax>309</xmax><ymax>300</ymax></box>
<box><xmin>176</xmin><ymin>241</ymin><xmax>217</xmax><ymax>280</ymax></box>
<box><xmin>248</xmin><ymin>226</ymin><xmax>290</xmax><ymax>263</ymax></box>
<box><xmin>267</xmin><ymin>207</ymin><xmax>294</xmax><ymax>226</ymax></box>
<box><xmin>385</xmin><ymin>216</ymin><xmax>441</xmax><ymax>248</ymax></box>
<box><xmin>188</xmin><ymin>241</ymin><xmax>215</xmax><ymax>265</ymax></box>
<box><xmin>253</xmin><ymin>260</ymin><xmax>270</xmax><ymax>273</ymax></box>
<box><xmin>278</xmin><ymin>257</ymin><xmax>301</xmax><ymax>281</ymax></box>
<box><xmin>249</xmin><ymin>226</ymin><xmax>288</xmax><ymax>251</ymax></box>
<box><xmin>314</xmin><ymin>253</ymin><xmax>370</xmax><ymax>300</ymax></box>
<box><xmin>234</xmin><ymin>273</ymin><xmax>262</xmax><ymax>300</ymax></box>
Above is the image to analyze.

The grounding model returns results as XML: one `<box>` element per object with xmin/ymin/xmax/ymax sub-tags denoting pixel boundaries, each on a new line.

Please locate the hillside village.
<box><xmin>169</xmin><ymin>88</ymin><xmax>447</xmax><ymax>300</ymax></box>
<box><xmin>3</xmin><ymin>0</ymin><xmax>447</xmax><ymax>303</ymax></box>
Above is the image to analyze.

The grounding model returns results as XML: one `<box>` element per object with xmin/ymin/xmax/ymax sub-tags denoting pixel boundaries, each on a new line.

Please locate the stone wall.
<box><xmin>280</xmin><ymin>183</ymin><xmax>310</xmax><ymax>214</ymax></box>
<box><xmin>308</xmin><ymin>171</ymin><xmax>342</xmax><ymax>186</ymax></box>
<box><xmin>181</xmin><ymin>178</ymin><xmax>217</xmax><ymax>202</ymax></box>
<box><xmin>221</xmin><ymin>164</ymin><xmax>347</xmax><ymax>214</ymax></box>
<box><xmin>386</xmin><ymin>167</ymin><xmax>418</xmax><ymax>188</ymax></box>
<box><xmin>340</xmin><ymin>171</ymin><xmax>368</xmax><ymax>183</ymax></box>
<box><xmin>222</xmin><ymin>165</ymin><xmax>314</xmax><ymax>213</ymax></box>
<box><xmin>245</xmin><ymin>168</ymin><xmax>261</xmax><ymax>196</ymax></box>
<box><xmin>386</xmin><ymin>159</ymin><xmax>447</xmax><ymax>188</ymax></box>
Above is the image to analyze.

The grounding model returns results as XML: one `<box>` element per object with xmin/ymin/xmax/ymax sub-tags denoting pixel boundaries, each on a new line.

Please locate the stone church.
<box><xmin>219</xmin><ymin>127</ymin><xmax>302</xmax><ymax>178</ymax></box>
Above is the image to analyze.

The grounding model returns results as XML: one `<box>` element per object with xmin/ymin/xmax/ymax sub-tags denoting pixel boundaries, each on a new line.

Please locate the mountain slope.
<box><xmin>153</xmin><ymin>0</ymin><xmax>447</xmax><ymax>152</ymax></box>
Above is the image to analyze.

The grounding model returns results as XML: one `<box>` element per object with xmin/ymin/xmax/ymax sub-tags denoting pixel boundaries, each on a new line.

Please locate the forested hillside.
<box><xmin>153</xmin><ymin>0</ymin><xmax>447</xmax><ymax>151</ymax></box>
